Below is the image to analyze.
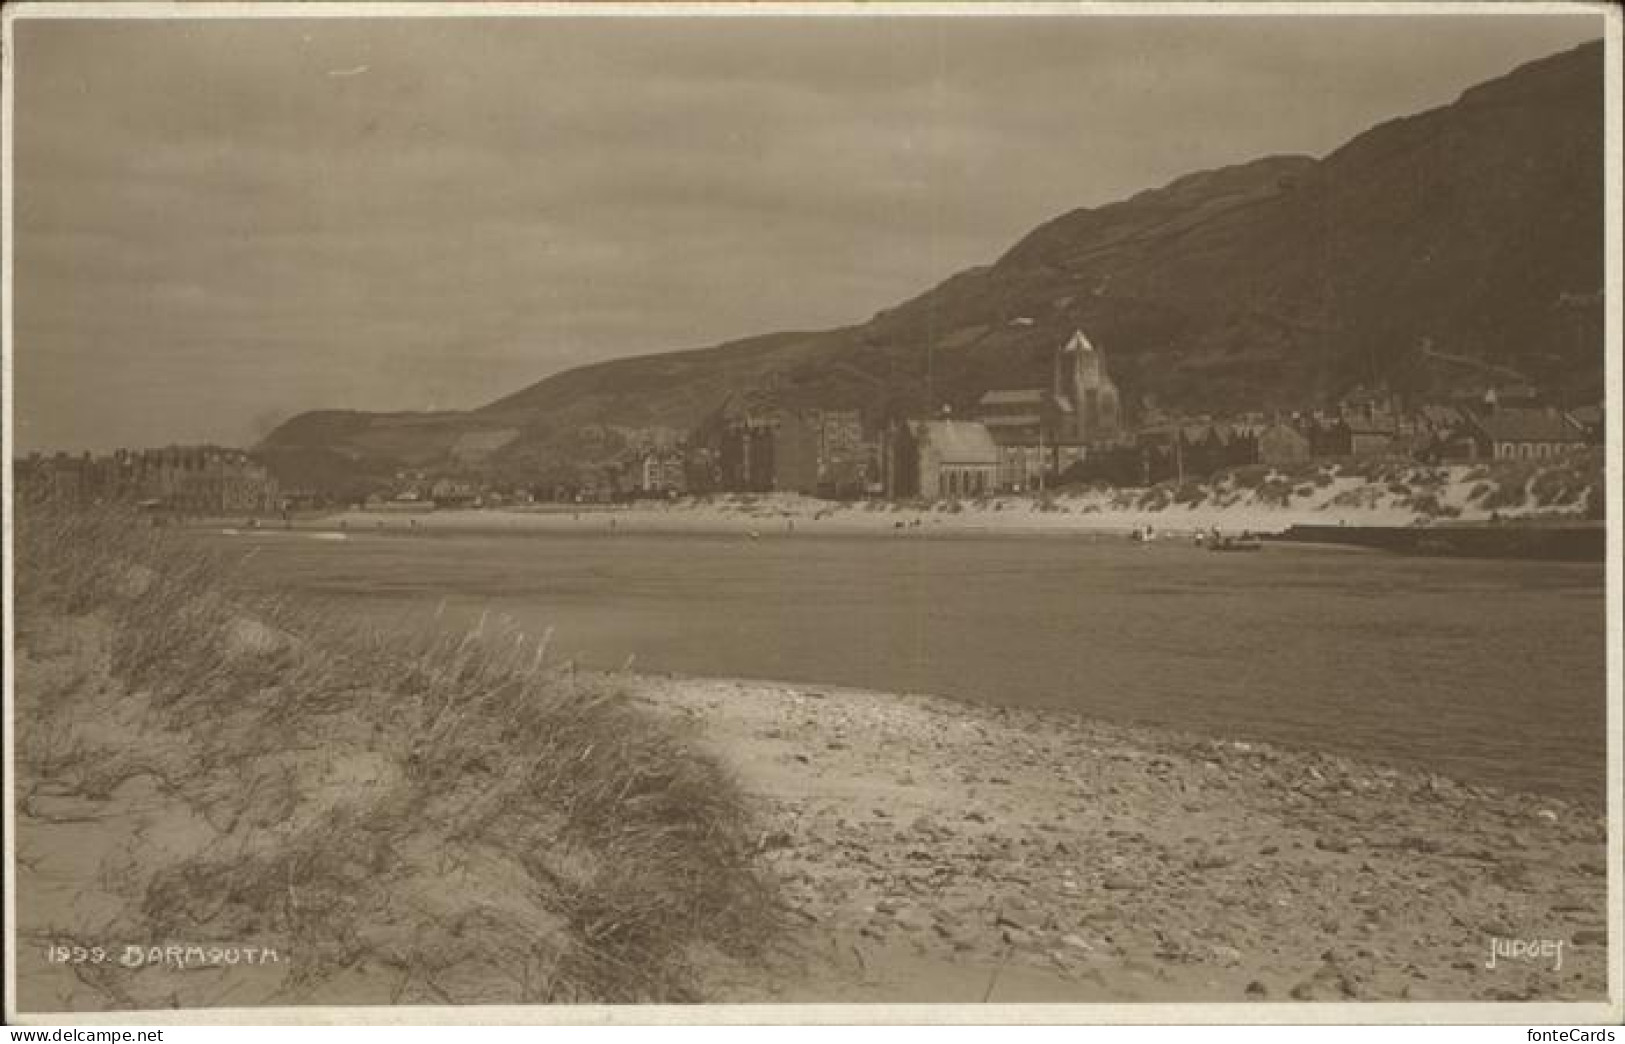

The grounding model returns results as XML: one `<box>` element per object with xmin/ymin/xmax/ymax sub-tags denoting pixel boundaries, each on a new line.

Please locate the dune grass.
<box><xmin>13</xmin><ymin>497</ymin><xmax>781</xmax><ymax>1006</ymax></box>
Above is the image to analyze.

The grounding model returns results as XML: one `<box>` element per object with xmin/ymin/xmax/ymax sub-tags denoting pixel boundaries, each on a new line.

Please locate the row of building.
<box><xmin>16</xmin><ymin>446</ymin><xmax>284</xmax><ymax>514</ymax></box>
<box><xmin>887</xmin><ymin>401</ymin><xmax>1598</xmax><ymax>500</ymax></box>
<box><xmin>678</xmin><ymin>329</ymin><xmax>1601</xmax><ymax>501</ymax></box>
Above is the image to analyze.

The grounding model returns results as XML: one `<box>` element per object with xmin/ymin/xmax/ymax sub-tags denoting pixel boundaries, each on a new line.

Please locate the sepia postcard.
<box><xmin>3</xmin><ymin>0</ymin><xmax>1621</xmax><ymax>1027</ymax></box>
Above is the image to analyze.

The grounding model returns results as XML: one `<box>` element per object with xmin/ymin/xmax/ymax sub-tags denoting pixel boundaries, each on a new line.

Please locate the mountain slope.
<box><xmin>260</xmin><ymin>40</ymin><xmax>1605</xmax><ymax>490</ymax></box>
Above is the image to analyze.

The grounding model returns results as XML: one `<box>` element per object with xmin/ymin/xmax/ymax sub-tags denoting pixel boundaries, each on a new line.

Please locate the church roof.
<box><xmin>911</xmin><ymin>420</ymin><xmax>1000</xmax><ymax>464</ymax></box>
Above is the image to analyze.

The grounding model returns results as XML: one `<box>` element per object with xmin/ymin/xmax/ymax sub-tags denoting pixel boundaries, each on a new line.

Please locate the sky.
<box><xmin>8</xmin><ymin>9</ymin><xmax>1607</xmax><ymax>452</ymax></box>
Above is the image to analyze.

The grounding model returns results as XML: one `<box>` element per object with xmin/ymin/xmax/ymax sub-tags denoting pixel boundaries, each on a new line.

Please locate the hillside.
<box><xmin>260</xmin><ymin>41</ymin><xmax>1605</xmax><ymax>492</ymax></box>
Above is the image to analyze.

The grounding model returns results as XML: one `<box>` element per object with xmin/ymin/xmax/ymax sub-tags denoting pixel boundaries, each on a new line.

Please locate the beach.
<box><xmin>642</xmin><ymin>677</ymin><xmax>1610</xmax><ymax>1003</ymax></box>
<box><xmin>325</xmin><ymin>494</ymin><xmax>1437</xmax><ymax>539</ymax></box>
<box><xmin>16</xmin><ymin>653</ymin><xmax>1609</xmax><ymax>1008</ymax></box>
<box><xmin>305</xmin><ymin>455</ymin><xmax>1599</xmax><ymax>542</ymax></box>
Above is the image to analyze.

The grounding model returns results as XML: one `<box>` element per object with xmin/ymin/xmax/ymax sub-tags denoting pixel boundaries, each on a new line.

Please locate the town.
<box><xmin>16</xmin><ymin>327</ymin><xmax>1605</xmax><ymax>518</ymax></box>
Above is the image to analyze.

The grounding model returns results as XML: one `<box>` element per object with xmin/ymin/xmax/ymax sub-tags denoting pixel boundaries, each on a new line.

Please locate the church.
<box><xmin>974</xmin><ymin>329</ymin><xmax>1122</xmax><ymax>490</ymax></box>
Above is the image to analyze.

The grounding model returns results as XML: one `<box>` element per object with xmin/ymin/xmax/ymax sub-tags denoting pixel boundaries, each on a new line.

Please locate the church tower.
<box><xmin>1052</xmin><ymin>329</ymin><xmax>1120</xmax><ymax>441</ymax></box>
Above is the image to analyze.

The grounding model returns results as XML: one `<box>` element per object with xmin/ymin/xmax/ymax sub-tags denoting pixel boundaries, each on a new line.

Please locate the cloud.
<box><xmin>9</xmin><ymin>11</ymin><xmax>1604</xmax><ymax>450</ymax></box>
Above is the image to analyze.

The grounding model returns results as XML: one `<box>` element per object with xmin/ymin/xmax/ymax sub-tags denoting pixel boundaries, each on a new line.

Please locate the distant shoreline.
<box><xmin>195</xmin><ymin>491</ymin><xmax>1597</xmax><ymax>547</ymax></box>
<box><xmin>174</xmin><ymin>454</ymin><xmax>1603</xmax><ymax>547</ymax></box>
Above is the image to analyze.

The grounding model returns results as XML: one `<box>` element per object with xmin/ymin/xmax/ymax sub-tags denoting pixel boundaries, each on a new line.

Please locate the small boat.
<box><xmin>1209</xmin><ymin>536</ymin><xmax>1263</xmax><ymax>553</ymax></box>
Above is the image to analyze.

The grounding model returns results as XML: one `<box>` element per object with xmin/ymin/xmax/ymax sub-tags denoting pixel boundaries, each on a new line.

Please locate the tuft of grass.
<box><xmin>1256</xmin><ymin>477</ymin><xmax>1295</xmax><ymax>507</ymax></box>
<box><xmin>1480</xmin><ymin>481</ymin><xmax>1528</xmax><ymax>511</ymax></box>
<box><xmin>1172</xmin><ymin>483</ymin><xmax>1207</xmax><ymax>508</ymax></box>
<box><xmin>14</xmin><ymin>499</ymin><xmax>782</xmax><ymax>1006</ymax></box>
<box><xmin>1227</xmin><ymin>465</ymin><xmax>1272</xmax><ymax>490</ymax></box>
<box><xmin>1404</xmin><ymin>492</ymin><xmax>1460</xmax><ymax>519</ymax></box>
<box><xmin>1135</xmin><ymin>484</ymin><xmax>1174</xmax><ymax>512</ymax></box>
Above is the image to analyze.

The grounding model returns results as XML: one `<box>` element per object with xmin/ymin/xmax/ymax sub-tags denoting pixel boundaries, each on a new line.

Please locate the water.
<box><xmin>209</xmin><ymin>528</ymin><xmax>1608</xmax><ymax>801</ymax></box>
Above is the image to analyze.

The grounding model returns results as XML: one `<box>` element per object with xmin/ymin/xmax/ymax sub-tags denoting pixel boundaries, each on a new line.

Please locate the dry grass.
<box><xmin>1464</xmin><ymin>449</ymin><xmax>1601</xmax><ymax>515</ymax></box>
<box><xmin>13</xmin><ymin>495</ymin><xmax>781</xmax><ymax>1006</ymax></box>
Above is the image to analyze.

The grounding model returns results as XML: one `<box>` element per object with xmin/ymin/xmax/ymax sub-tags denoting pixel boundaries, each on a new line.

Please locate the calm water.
<box><xmin>209</xmin><ymin>528</ymin><xmax>1608</xmax><ymax>801</ymax></box>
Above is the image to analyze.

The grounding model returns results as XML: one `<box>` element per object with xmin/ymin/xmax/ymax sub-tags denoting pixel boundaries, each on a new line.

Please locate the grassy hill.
<box><xmin>260</xmin><ymin>41</ymin><xmax>1605</xmax><ymax>493</ymax></box>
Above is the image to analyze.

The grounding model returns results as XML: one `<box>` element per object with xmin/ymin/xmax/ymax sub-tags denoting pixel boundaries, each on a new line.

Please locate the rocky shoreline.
<box><xmin>636</xmin><ymin>677</ymin><xmax>1611</xmax><ymax>1003</ymax></box>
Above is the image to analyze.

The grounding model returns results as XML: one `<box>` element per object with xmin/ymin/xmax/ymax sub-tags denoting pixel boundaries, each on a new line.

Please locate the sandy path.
<box><xmin>637</xmin><ymin>678</ymin><xmax>1609</xmax><ymax>1004</ymax></box>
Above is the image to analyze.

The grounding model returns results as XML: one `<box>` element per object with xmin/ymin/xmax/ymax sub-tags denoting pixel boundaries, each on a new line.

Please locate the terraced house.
<box><xmin>16</xmin><ymin>446</ymin><xmax>280</xmax><ymax>514</ymax></box>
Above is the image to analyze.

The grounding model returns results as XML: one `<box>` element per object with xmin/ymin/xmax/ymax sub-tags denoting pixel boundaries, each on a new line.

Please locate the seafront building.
<box><xmin>1465</xmin><ymin>406</ymin><xmax>1591</xmax><ymax>460</ymax></box>
<box><xmin>884</xmin><ymin>418</ymin><xmax>1000</xmax><ymax>500</ymax></box>
<box><xmin>690</xmin><ymin>401</ymin><xmax>883</xmax><ymax>498</ymax></box>
<box><xmin>16</xmin><ymin>446</ymin><xmax>281</xmax><ymax>514</ymax></box>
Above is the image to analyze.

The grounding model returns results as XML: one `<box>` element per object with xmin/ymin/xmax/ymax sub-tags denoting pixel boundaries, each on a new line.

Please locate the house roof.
<box><xmin>1471</xmin><ymin>408</ymin><xmax>1585</xmax><ymax>443</ymax></box>
<box><xmin>1388</xmin><ymin>432</ymin><xmax>1436</xmax><ymax>456</ymax></box>
<box><xmin>1420</xmin><ymin>405</ymin><xmax>1463</xmax><ymax>427</ymax></box>
<box><xmin>1346</xmin><ymin>416</ymin><xmax>1398</xmax><ymax>435</ymax></box>
<box><xmin>981</xmin><ymin>414</ymin><xmax>1045</xmax><ymax>428</ymax></box>
<box><xmin>1260</xmin><ymin>421</ymin><xmax>1309</xmax><ymax>441</ymax></box>
<box><xmin>912</xmin><ymin>420</ymin><xmax>1000</xmax><ymax>464</ymax></box>
<box><xmin>978</xmin><ymin>388</ymin><xmax>1048</xmax><ymax>406</ymax></box>
<box><xmin>1340</xmin><ymin>386</ymin><xmax>1390</xmax><ymax>407</ymax></box>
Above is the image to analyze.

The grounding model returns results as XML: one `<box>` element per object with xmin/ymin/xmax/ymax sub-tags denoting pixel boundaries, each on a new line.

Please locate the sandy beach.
<box><xmin>638</xmin><ymin>677</ymin><xmax>1610</xmax><ymax>1003</ymax></box>
<box><xmin>327</xmin><ymin>496</ymin><xmax>1409</xmax><ymax>539</ymax></box>
<box><xmin>291</xmin><ymin>457</ymin><xmax>1600</xmax><ymax>542</ymax></box>
<box><xmin>12</xmin><ymin>627</ymin><xmax>1611</xmax><ymax>1009</ymax></box>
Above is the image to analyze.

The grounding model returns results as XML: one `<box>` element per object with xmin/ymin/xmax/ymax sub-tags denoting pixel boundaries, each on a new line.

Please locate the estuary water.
<box><xmin>210</xmin><ymin>527</ymin><xmax>1608</xmax><ymax>801</ymax></box>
